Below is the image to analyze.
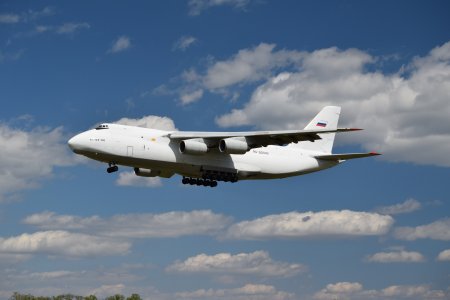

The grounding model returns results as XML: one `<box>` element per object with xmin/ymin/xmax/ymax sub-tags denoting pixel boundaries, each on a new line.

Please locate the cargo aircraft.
<box><xmin>68</xmin><ymin>106</ymin><xmax>379</xmax><ymax>187</ymax></box>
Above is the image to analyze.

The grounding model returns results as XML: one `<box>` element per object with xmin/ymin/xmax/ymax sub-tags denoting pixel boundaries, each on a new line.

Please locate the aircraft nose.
<box><xmin>68</xmin><ymin>134</ymin><xmax>83</xmax><ymax>152</ymax></box>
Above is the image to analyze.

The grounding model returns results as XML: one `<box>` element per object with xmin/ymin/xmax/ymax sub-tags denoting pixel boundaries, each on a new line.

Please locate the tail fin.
<box><xmin>296</xmin><ymin>106</ymin><xmax>341</xmax><ymax>153</ymax></box>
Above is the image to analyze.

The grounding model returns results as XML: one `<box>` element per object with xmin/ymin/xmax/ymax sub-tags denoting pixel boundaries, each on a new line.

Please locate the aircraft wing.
<box><xmin>315</xmin><ymin>152</ymin><xmax>381</xmax><ymax>161</ymax></box>
<box><xmin>168</xmin><ymin>128</ymin><xmax>360</xmax><ymax>148</ymax></box>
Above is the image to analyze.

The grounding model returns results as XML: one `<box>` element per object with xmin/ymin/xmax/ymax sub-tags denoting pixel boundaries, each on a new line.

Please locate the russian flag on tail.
<box><xmin>316</xmin><ymin>121</ymin><xmax>327</xmax><ymax>127</ymax></box>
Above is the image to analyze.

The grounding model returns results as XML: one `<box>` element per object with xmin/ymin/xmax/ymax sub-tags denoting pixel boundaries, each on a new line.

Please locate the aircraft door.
<box><xmin>127</xmin><ymin>146</ymin><xmax>134</xmax><ymax>157</ymax></box>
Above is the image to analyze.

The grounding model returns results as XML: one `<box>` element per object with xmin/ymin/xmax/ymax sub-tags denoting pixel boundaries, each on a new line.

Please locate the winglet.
<box><xmin>369</xmin><ymin>151</ymin><xmax>382</xmax><ymax>156</ymax></box>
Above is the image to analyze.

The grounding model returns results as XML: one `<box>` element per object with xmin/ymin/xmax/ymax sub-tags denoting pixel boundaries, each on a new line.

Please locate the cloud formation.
<box><xmin>203</xmin><ymin>43</ymin><xmax>303</xmax><ymax>90</ymax></box>
<box><xmin>114</xmin><ymin>115</ymin><xmax>176</xmax><ymax>131</ymax></box>
<box><xmin>366</xmin><ymin>250</ymin><xmax>425</xmax><ymax>263</ymax></box>
<box><xmin>215</xmin><ymin>41</ymin><xmax>450</xmax><ymax>167</ymax></box>
<box><xmin>394</xmin><ymin>219</ymin><xmax>450</xmax><ymax>241</ymax></box>
<box><xmin>55</xmin><ymin>22</ymin><xmax>90</xmax><ymax>34</ymax></box>
<box><xmin>0</xmin><ymin>7</ymin><xmax>54</xmax><ymax>24</ymax></box>
<box><xmin>0</xmin><ymin>231</ymin><xmax>130</xmax><ymax>257</ymax></box>
<box><xmin>24</xmin><ymin>210</ymin><xmax>231</xmax><ymax>238</ymax></box>
<box><xmin>108</xmin><ymin>36</ymin><xmax>132</xmax><ymax>54</ymax></box>
<box><xmin>162</xmin><ymin>43</ymin><xmax>303</xmax><ymax>104</ymax></box>
<box><xmin>314</xmin><ymin>282</ymin><xmax>447</xmax><ymax>300</ymax></box>
<box><xmin>374</xmin><ymin>199</ymin><xmax>422</xmax><ymax>215</ymax></box>
<box><xmin>0</xmin><ymin>124</ymin><xmax>77</xmax><ymax>201</ymax></box>
<box><xmin>0</xmin><ymin>14</ymin><xmax>20</xmax><ymax>24</ymax></box>
<box><xmin>173</xmin><ymin>35</ymin><xmax>197</xmax><ymax>51</ymax></box>
<box><xmin>188</xmin><ymin>0</ymin><xmax>252</xmax><ymax>16</ymax></box>
<box><xmin>437</xmin><ymin>249</ymin><xmax>450</xmax><ymax>261</ymax></box>
<box><xmin>180</xmin><ymin>89</ymin><xmax>204</xmax><ymax>105</ymax></box>
<box><xmin>226</xmin><ymin>210</ymin><xmax>394</xmax><ymax>240</ymax></box>
<box><xmin>176</xmin><ymin>283</ymin><xmax>294</xmax><ymax>300</ymax></box>
<box><xmin>167</xmin><ymin>250</ymin><xmax>305</xmax><ymax>277</ymax></box>
<box><xmin>0</xmin><ymin>265</ymin><xmax>153</xmax><ymax>298</ymax></box>
<box><xmin>116</xmin><ymin>171</ymin><xmax>162</xmax><ymax>187</ymax></box>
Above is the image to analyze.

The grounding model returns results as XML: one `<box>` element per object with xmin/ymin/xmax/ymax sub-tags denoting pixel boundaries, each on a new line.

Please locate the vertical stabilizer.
<box><xmin>294</xmin><ymin>106</ymin><xmax>341</xmax><ymax>154</ymax></box>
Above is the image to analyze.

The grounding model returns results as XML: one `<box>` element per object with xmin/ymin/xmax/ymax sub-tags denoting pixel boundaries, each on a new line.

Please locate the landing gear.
<box><xmin>107</xmin><ymin>163</ymin><xmax>118</xmax><ymax>173</ymax></box>
<box><xmin>202</xmin><ymin>170</ymin><xmax>238</xmax><ymax>184</ymax></box>
<box><xmin>182</xmin><ymin>176</ymin><xmax>218</xmax><ymax>187</ymax></box>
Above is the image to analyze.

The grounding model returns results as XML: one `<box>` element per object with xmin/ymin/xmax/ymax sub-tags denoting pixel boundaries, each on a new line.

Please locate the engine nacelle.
<box><xmin>219</xmin><ymin>138</ymin><xmax>249</xmax><ymax>154</ymax></box>
<box><xmin>134</xmin><ymin>167</ymin><xmax>160</xmax><ymax>177</ymax></box>
<box><xmin>179</xmin><ymin>139</ymin><xmax>208</xmax><ymax>155</ymax></box>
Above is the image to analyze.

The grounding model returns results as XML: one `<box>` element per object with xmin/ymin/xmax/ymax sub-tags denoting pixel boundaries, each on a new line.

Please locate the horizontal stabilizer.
<box><xmin>315</xmin><ymin>152</ymin><xmax>381</xmax><ymax>161</ymax></box>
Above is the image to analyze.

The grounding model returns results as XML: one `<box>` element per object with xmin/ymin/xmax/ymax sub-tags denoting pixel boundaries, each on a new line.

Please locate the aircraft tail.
<box><xmin>295</xmin><ymin>106</ymin><xmax>341</xmax><ymax>154</ymax></box>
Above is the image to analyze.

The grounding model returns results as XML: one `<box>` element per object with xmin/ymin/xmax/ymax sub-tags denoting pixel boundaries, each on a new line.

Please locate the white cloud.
<box><xmin>226</xmin><ymin>210</ymin><xmax>394</xmax><ymax>240</ymax></box>
<box><xmin>167</xmin><ymin>250</ymin><xmax>305</xmax><ymax>277</ymax></box>
<box><xmin>314</xmin><ymin>282</ymin><xmax>447</xmax><ymax>300</ymax></box>
<box><xmin>108</xmin><ymin>36</ymin><xmax>132</xmax><ymax>54</ymax></box>
<box><xmin>10</xmin><ymin>270</ymin><xmax>78</xmax><ymax>280</ymax></box>
<box><xmin>23</xmin><ymin>211</ymin><xmax>100</xmax><ymax>230</ymax></box>
<box><xmin>114</xmin><ymin>115</ymin><xmax>176</xmax><ymax>130</ymax></box>
<box><xmin>116</xmin><ymin>171</ymin><xmax>162</xmax><ymax>187</ymax></box>
<box><xmin>0</xmin><ymin>124</ymin><xmax>77</xmax><ymax>201</ymax></box>
<box><xmin>176</xmin><ymin>283</ymin><xmax>294</xmax><ymax>300</ymax></box>
<box><xmin>35</xmin><ymin>25</ymin><xmax>51</xmax><ymax>33</ymax></box>
<box><xmin>180</xmin><ymin>89</ymin><xmax>204</xmax><ymax>104</ymax></box>
<box><xmin>203</xmin><ymin>43</ymin><xmax>303</xmax><ymax>90</ymax></box>
<box><xmin>394</xmin><ymin>219</ymin><xmax>450</xmax><ymax>241</ymax></box>
<box><xmin>0</xmin><ymin>231</ymin><xmax>130</xmax><ymax>257</ymax></box>
<box><xmin>56</xmin><ymin>22</ymin><xmax>90</xmax><ymax>34</ymax></box>
<box><xmin>380</xmin><ymin>285</ymin><xmax>446</xmax><ymax>299</ymax></box>
<box><xmin>88</xmin><ymin>284</ymin><xmax>126</xmax><ymax>299</ymax></box>
<box><xmin>0</xmin><ymin>14</ymin><xmax>20</xmax><ymax>24</ymax></box>
<box><xmin>23</xmin><ymin>210</ymin><xmax>231</xmax><ymax>238</ymax></box>
<box><xmin>166</xmin><ymin>43</ymin><xmax>303</xmax><ymax>104</ymax></box>
<box><xmin>437</xmin><ymin>249</ymin><xmax>450</xmax><ymax>261</ymax></box>
<box><xmin>173</xmin><ymin>35</ymin><xmax>197</xmax><ymax>51</ymax></box>
<box><xmin>216</xmin><ymin>41</ymin><xmax>450</xmax><ymax>167</ymax></box>
<box><xmin>0</xmin><ymin>265</ymin><xmax>156</xmax><ymax>298</ymax></box>
<box><xmin>0</xmin><ymin>7</ymin><xmax>54</xmax><ymax>24</ymax></box>
<box><xmin>27</xmin><ymin>7</ymin><xmax>55</xmax><ymax>20</ymax></box>
<box><xmin>366</xmin><ymin>250</ymin><xmax>425</xmax><ymax>263</ymax></box>
<box><xmin>188</xmin><ymin>0</ymin><xmax>252</xmax><ymax>16</ymax></box>
<box><xmin>333</xmin><ymin>282</ymin><xmax>366</xmax><ymax>294</ymax></box>
<box><xmin>375</xmin><ymin>199</ymin><xmax>422</xmax><ymax>215</ymax></box>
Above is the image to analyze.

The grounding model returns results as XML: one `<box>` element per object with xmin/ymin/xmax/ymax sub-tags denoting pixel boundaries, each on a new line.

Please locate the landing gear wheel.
<box><xmin>107</xmin><ymin>165</ymin><xmax>118</xmax><ymax>173</ymax></box>
<box><xmin>182</xmin><ymin>177</ymin><xmax>189</xmax><ymax>184</ymax></box>
<box><xmin>211</xmin><ymin>181</ymin><xmax>218</xmax><ymax>187</ymax></box>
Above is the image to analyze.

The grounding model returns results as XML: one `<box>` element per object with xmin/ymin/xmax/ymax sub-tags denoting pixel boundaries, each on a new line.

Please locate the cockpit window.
<box><xmin>95</xmin><ymin>124</ymin><xmax>109</xmax><ymax>130</ymax></box>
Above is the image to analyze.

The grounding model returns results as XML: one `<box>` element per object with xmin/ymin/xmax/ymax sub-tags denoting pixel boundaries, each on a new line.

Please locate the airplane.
<box><xmin>68</xmin><ymin>106</ymin><xmax>380</xmax><ymax>187</ymax></box>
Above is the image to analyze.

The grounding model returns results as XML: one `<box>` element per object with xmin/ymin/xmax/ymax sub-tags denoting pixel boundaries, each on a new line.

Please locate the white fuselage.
<box><xmin>68</xmin><ymin>123</ymin><xmax>339</xmax><ymax>181</ymax></box>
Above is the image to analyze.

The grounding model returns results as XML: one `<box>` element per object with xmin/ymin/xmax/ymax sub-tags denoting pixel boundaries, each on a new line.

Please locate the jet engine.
<box><xmin>219</xmin><ymin>138</ymin><xmax>249</xmax><ymax>154</ymax></box>
<box><xmin>179</xmin><ymin>139</ymin><xmax>208</xmax><ymax>155</ymax></box>
<box><xmin>134</xmin><ymin>168</ymin><xmax>160</xmax><ymax>177</ymax></box>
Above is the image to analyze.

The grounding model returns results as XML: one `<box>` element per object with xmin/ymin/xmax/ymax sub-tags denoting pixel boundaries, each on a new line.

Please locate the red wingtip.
<box><xmin>350</xmin><ymin>128</ymin><xmax>363</xmax><ymax>131</ymax></box>
<box><xmin>370</xmin><ymin>151</ymin><xmax>382</xmax><ymax>156</ymax></box>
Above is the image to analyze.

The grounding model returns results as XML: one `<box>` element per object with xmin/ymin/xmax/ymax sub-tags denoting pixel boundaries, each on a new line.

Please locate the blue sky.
<box><xmin>1</xmin><ymin>0</ymin><xmax>450</xmax><ymax>299</ymax></box>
